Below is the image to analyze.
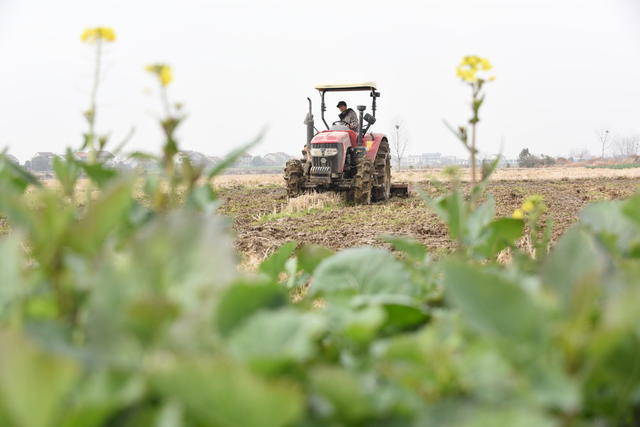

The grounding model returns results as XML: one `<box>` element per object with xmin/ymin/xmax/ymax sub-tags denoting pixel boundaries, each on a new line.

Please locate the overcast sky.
<box><xmin>1</xmin><ymin>0</ymin><xmax>639</xmax><ymax>161</ymax></box>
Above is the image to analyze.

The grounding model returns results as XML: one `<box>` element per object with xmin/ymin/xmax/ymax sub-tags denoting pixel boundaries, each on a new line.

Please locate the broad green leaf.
<box><xmin>583</xmin><ymin>328</ymin><xmax>640</xmax><ymax>419</ymax></box>
<box><xmin>53</xmin><ymin>153</ymin><xmax>80</xmax><ymax>197</ymax></box>
<box><xmin>216</xmin><ymin>280</ymin><xmax>288</xmax><ymax>337</ymax></box>
<box><xmin>428</xmin><ymin>192</ymin><xmax>466</xmax><ymax>241</ymax></box>
<box><xmin>259</xmin><ymin>241</ymin><xmax>297</xmax><ymax>280</ymax></box>
<box><xmin>542</xmin><ymin>227</ymin><xmax>605</xmax><ymax>310</ymax></box>
<box><xmin>349</xmin><ymin>294</ymin><xmax>429</xmax><ymax>334</ymax></box>
<box><xmin>153</xmin><ymin>358</ymin><xmax>302</xmax><ymax>427</ymax></box>
<box><xmin>0</xmin><ymin>331</ymin><xmax>80</xmax><ymax>427</ymax></box>
<box><xmin>79</xmin><ymin>162</ymin><xmax>118</xmax><ymax>188</ymax></box>
<box><xmin>382</xmin><ymin>235</ymin><xmax>427</xmax><ymax>261</ymax></box>
<box><xmin>311</xmin><ymin>247</ymin><xmax>415</xmax><ymax>298</ymax></box>
<box><xmin>466</xmin><ymin>195</ymin><xmax>495</xmax><ymax>243</ymax></box>
<box><xmin>310</xmin><ymin>366</ymin><xmax>373</xmax><ymax>423</ymax></box>
<box><xmin>68</xmin><ymin>178</ymin><xmax>134</xmax><ymax>255</ymax></box>
<box><xmin>443</xmin><ymin>261</ymin><xmax>548</xmax><ymax>345</ymax></box>
<box><xmin>229</xmin><ymin>308</ymin><xmax>325</xmax><ymax>373</ymax></box>
<box><xmin>326</xmin><ymin>303</ymin><xmax>386</xmax><ymax>344</ymax></box>
<box><xmin>474</xmin><ymin>218</ymin><xmax>524</xmax><ymax>258</ymax></box>
<box><xmin>185</xmin><ymin>183</ymin><xmax>218</xmax><ymax>213</ymax></box>
<box><xmin>0</xmin><ymin>153</ymin><xmax>41</xmax><ymax>192</ymax></box>
<box><xmin>580</xmin><ymin>201</ymin><xmax>640</xmax><ymax>253</ymax></box>
<box><xmin>0</xmin><ymin>235</ymin><xmax>24</xmax><ymax>318</ymax></box>
<box><xmin>296</xmin><ymin>244</ymin><xmax>334</xmax><ymax>273</ymax></box>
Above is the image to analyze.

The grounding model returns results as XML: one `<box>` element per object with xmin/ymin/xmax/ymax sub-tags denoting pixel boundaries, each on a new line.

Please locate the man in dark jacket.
<box><xmin>336</xmin><ymin>101</ymin><xmax>359</xmax><ymax>132</ymax></box>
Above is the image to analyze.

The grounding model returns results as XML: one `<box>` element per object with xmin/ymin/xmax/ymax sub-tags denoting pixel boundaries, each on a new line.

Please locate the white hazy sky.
<box><xmin>1</xmin><ymin>0</ymin><xmax>639</xmax><ymax>161</ymax></box>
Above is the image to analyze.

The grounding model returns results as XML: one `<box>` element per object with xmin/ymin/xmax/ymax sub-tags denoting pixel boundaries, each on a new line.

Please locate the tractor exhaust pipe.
<box><xmin>305</xmin><ymin>97</ymin><xmax>314</xmax><ymax>148</ymax></box>
<box><xmin>356</xmin><ymin>105</ymin><xmax>366</xmax><ymax>146</ymax></box>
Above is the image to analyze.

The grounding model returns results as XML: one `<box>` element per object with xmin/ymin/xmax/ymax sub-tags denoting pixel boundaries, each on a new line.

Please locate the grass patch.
<box><xmin>586</xmin><ymin>163</ymin><xmax>640</xmax><ymax>170</ymax></box>
<box><xmin>254</xmin><ymin>192</ymin><xmax>344</xmax><ymax>224</ymax></box>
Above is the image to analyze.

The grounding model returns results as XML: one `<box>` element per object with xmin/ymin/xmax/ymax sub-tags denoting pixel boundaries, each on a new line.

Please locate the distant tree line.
<box><xmin>517</xmin><ymin>148</ymin><xmax>556</xmax><ymax>168</ymax></box>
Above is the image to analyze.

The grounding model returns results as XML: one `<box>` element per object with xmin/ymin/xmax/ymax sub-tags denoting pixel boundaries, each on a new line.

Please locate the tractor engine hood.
<box><xmin>309</xmin><ymin>131</ymin><xmax>352</xmax><ymax>174</ymax></box>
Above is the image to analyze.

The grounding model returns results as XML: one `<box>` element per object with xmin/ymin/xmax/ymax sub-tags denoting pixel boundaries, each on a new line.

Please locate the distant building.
<box><xmin>178</xmin><ymin>150</ymin><xmax>212</xmax><ymax>168</ymax></box>
<box><xmin>234</xmin><ymin>153</ymin><xmax>253</xmax><ymax>168</ymax></box>
<box><xmin>28</xmin><ymin>152</ymin><xmax>58</xmax><ymax>172</ymax></box>
<box><xmin>263</xmin><ymin>152</ymin><xmax>293</xmax><ymax>165</ymax></box>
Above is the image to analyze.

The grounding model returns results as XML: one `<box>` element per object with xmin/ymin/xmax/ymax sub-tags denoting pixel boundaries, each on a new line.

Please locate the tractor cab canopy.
<box><xmin>314</xmin><ymin>82</ymin><xmax>380</xmax><ymax>131</ymax></box>
<box><xmin>314</xmin><ymin>82</ymin><xmax>378</xmax><ymax>92</ymax></box>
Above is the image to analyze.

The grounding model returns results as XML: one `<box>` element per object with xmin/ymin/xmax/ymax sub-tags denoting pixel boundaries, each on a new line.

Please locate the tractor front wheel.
<box><xmin>284</xmin><ymin>159</ymin><xmax>304</xmax><ymax>197</ymax></box>
<box><xmin>372</xmin><ymin>139</ymin><xmax>391</xmax><ymax>202</ymax></box>
<box><xmin>352</xmin><ymin>157</ymin><xmax>373</xmax><ymax>204</ymax></box>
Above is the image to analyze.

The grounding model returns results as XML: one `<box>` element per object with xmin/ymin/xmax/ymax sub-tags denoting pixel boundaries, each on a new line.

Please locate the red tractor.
<box><xmin>284</xmin><ymin>82</ymin><xmax>408</xmax><ymax>204</ymax></box>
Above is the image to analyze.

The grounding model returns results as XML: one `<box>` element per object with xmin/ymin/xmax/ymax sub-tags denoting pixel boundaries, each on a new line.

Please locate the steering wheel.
<box><xmin>332</xmin><ymin>120</ymin><xmax>348</xmax><ymax>126</ymax></box>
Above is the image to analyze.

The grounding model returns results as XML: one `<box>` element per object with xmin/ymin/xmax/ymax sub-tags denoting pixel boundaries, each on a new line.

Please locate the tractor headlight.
<box><xmin>310</xmin><ymin>148</ymin><xmax>323</xmax><ymax>157</ymax></box>
<box><xmin>324</xmin><ymin>148</ymin><xmax>338</xmax><ymax>156</ymax></box>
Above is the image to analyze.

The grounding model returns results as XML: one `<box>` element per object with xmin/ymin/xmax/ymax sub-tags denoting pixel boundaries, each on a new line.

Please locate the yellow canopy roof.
<box><xmin>314</xmin><ymin>82</ymin><xmax>377</xmax><ymax>92</ymax></box>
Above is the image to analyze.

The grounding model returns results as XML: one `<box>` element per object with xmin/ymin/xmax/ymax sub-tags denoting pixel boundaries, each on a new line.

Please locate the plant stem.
<box><xmin>471</xmin><ymin>122</ymin><xmax>477</xmax><ymax>184</ymax></box>
<box><xmin>88</xmin><ymin>39</ymin><xmax>103</xmax><ymax>163</ymax></box>
<box><xmin>160</xmin><ymin>84</ymin><xmax>171</xmax><ymax>118</ymax></box>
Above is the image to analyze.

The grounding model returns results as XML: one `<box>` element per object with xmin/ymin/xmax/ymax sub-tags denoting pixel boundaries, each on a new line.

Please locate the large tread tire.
<box><xmin>284</xmin><ymin>159</ymin><xmax>304</xmax><ymax>198</ymax></box>
<box><xmin>353</xmin><ymin>157</ymin><xmax>373</xmax><ymax>205</ymax></box>
<box><xmin>372</xmin><ymin>139</ymin><xmax>391</xmax><ymax>202</ymax></box>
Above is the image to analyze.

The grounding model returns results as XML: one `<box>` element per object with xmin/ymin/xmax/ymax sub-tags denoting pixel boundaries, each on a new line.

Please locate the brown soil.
<box><xmin>218</xmin><ymin>177</ymin><xmax>640</xmax><ymax>262</ymax></box>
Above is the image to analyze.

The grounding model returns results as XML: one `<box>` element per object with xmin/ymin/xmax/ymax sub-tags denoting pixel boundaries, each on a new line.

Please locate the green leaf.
<box><xmin>53</xmin><ymin>152</ymin><xmax>80</xmax><ymax>197</ymax></box>
<box><xmin>0</xmin><ymin>153</ymin><xmax>41</xmax><ymax>192</ymax></box>
<box><xmin>474</xmin><ymin>218</ymin><xmax>524</xmax><ymax>258</ymax></box>
<box><xmin>582</xmin><ymin>328</ymin><xmax>640</xmax><ymax>419</ymax></box>
<box><xmin>186</xmin><ymin>183</ymin><xmax>218</xmax><ymax>212</ymax></box>
<box><xmin>309</xmin><ymin>366</ymin><xmax>373</xmax><ymax>423</ymax></box>
<box><xmin>349</xmin><ymin>294</ymin><xmax>429</xmax><ymax>334</ymax></box>
<box><xmin>580</xmin><ymin>200</ymin><xmax>640</xmax><ymax>254</ymax></box>
<box><xmin>229</xmin><ymin>308</ymin><xmax>325</xmax><ymax>373</ymax></box>
<box><xmin>326</xmin><ymin>303</ymin><xmax>386</xmax><ymax>344</ymax></box>
<box><xmin>0</xmin><ymin>331</ymin><xmax>80</xmax><ymax>427</ymax></box>
<box><xmin>466</xmin><ymin>195</ymin><xmax>495</xmax><ymax>242</ymax></box>
<box><xmin>296</xmin><ymin>244</ymin><xmax>334</xmax><ymax>273</ymax></box>
<box><xmin>311</xmin><ymin>247</ymin><xmax>416</xmax><ymax>298</ymax></box>
<box><xmin>216</xmin><ymin>280</ymin><xmax>288</xmax><ymax>337</ymax></box>
<box><xmin>153</xmin><ymin>358</ymin><xmax>303</xmax><ymax>427</ymax></box>
<box><xmin>542</xmin><ymin>227</ymin><xmax>606</xmax><ymax>309</ymax></box>
<box><xmin>443</xmin><ymin>261</ymin><xmax>548</xmax><ymax>345</ymax></box>
<box><xmin>428</xmin><ymin>192</ymin><xmax>466</xmax><ymax>241</ymax></box>
<box><xmin>382</xmin><ymin>235</ymin><xmax>427</xmax><ymax>261</ymax></box>
<box><xmin>259</xmin><ymin>241</ymin><xmax>297</xmax><ymax>280</ymax></box>
<box><xmin>0</xmin><ymin>235</ymin><xmax>25</xmax><ymax>319</ymax></box>
<box><xmin>68</xmin><ymin>178</ymin><xmax>134</xmax><ymax>255</ymax></box>
<box><xmin>78</xmin><ymin>162</ymin><xmax>118</xmax><ymax>188</ymax></box>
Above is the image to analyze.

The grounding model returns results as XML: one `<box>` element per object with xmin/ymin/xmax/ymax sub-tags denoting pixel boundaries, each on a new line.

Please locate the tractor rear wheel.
<box><xmin>284</xmin><ymin>159</ymin><xmax>304</xmax><ymax>197</ymax></box>
<box><xmin>372</xmin><ymin>139</ymin><xmax>391</xmax><ymax>202</ymax></box>
<box><xmin>352</xmin><ymin>157</ymin><xmax>373</xmax><ymax>204</ymax></box>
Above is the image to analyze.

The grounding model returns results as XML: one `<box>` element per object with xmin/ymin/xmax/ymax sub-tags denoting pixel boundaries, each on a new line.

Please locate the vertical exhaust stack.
<box><xmin>356</xmin><ymin>105</ymin><xmax>366</xmax><ymax>146</ymax></box>
<box><xmin>305</xmin><ymin>97</ymin><xmax>314</xmax><ymax>150</ymax></box>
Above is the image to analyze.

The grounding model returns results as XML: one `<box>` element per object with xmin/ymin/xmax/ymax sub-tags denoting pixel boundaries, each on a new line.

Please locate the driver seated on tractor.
<box><xmin>336</xmin><ymin>101</ymin><xmax>359</xmax><ymax>132</ymax></box>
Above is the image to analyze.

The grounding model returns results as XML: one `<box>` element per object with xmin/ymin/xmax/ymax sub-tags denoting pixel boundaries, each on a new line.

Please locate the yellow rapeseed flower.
<box><xmin>81</xmin><ymin>27</ymin><xmax>116</xmax><ymax>43</ymax></box>
<box><xmin>159</xmin><ymin>66</ymin><xmax>172</xmax><ymax>87</ymax></box>
<box><xmin>480</xmin><ymin>58</ymin><xmax>492</xmax><ymax>71</ymax></box>
<box><xmin>100</xmin><ymin>27</ymin><xmax>116</xmax><ymax>41</ymax></box>
<box><xmin>146</xmin><ymin>64</ymin><xmax>173</xmax><ymax>87</ymax></box>
<box><xmin>512</xmin><ymin>209</ymin><xmax>525</xmax><ymax>219</ymax></box>
<box><xmin>521</xmin><ymin>200</ymin><xmax>535</xmax><ymax>213</ymax></box>
<box><xmin>456</xmin><ymin>55</ymin><xmax>494</xmax><ymax>84</ymax></box>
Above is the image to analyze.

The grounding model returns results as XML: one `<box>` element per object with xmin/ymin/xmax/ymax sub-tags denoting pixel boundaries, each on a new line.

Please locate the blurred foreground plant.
<box><xmin>446</xmin><ymin>55</ymin><xmax>495</xmax><ymax>183</ymax></box>
<box><xmin>80</xmin><ymin>27</ymin><xmax>116</xmax><ymax>161</ymax></box>
<box><xmin>2</xmin><ymin>38</ymin><xmax>640</xmax><ymax>427</ymax></box>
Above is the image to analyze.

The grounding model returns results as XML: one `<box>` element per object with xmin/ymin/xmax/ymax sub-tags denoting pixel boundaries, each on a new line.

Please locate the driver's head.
<box><xmin>336</xmin><ymin>101</ymin><xmax>347</xmax><ymax>113</ymax></box>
